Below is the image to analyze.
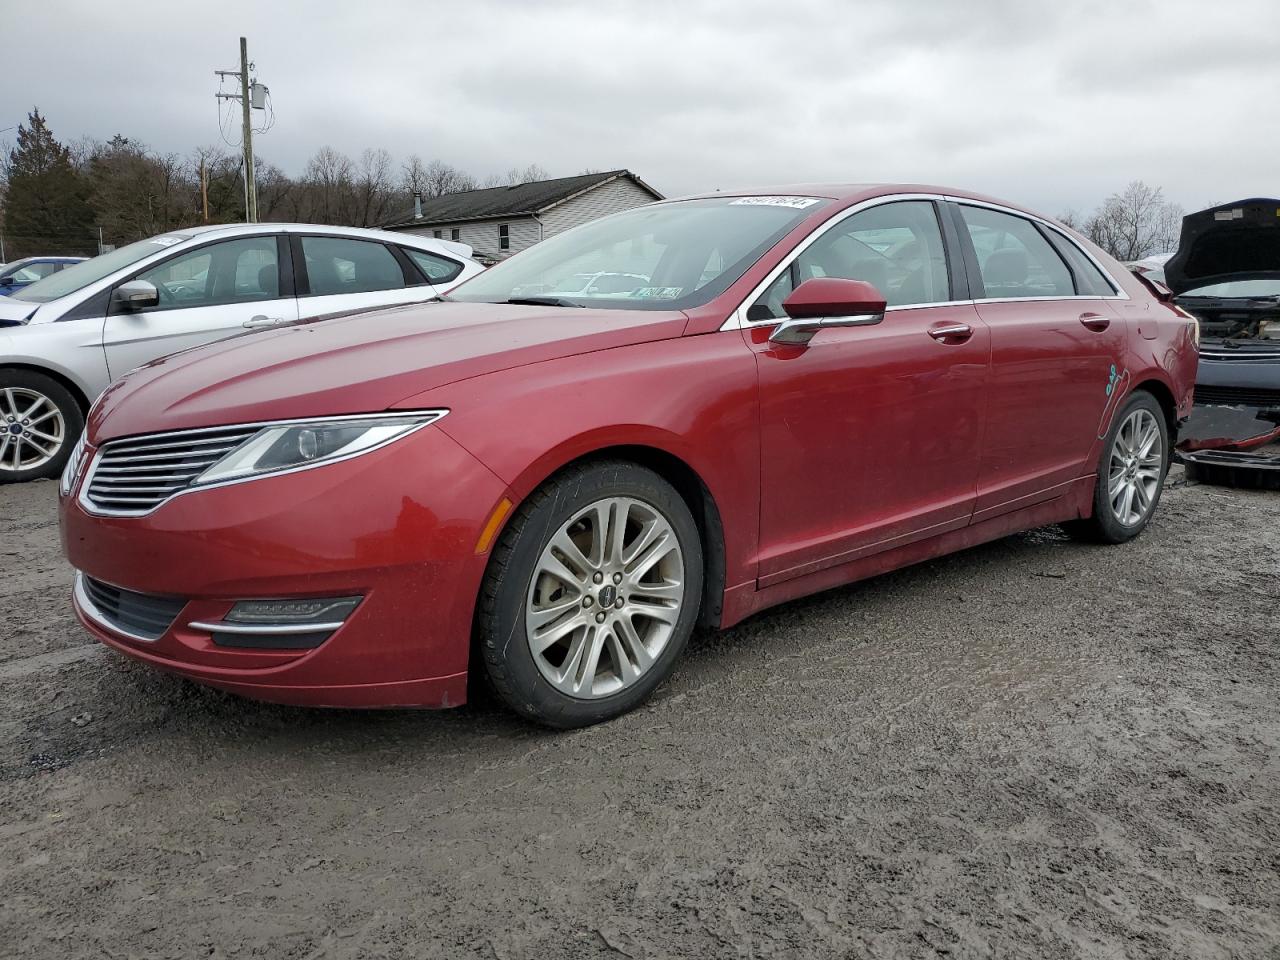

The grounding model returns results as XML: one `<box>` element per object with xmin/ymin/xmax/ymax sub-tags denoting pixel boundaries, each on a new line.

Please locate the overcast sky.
<box><xmin>4</xmin><ymin>0</ymin><xmax>1276</xmax><ymax>216</ymax></box>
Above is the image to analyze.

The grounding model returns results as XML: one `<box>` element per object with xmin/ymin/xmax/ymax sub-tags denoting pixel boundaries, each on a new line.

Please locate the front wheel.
<box><xmin>0</xmin><ymin>370</ymin><xmax>84</xmax><ymax>484</ymax></box>
<box><xmin>1063</xmin><ymin>390</ymin><xmax>1169</xmax><ymax>544</ymax></box>
<box><xmin>477</xmin><ymin>461</ymin><xmax>703</xmax><ymax>728</ymax></box>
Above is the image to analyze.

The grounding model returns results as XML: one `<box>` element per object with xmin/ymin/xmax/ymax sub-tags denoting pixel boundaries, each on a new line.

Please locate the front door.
<box><xmin>952</xmin><ymin>204</ymin><xmax>1127</xmax><ymax>519</ymax></box>
<box><xmin>747</xmin><ymin>200</ymin><xmax>990</xmax><ymax>587</ymax></box>
<box><xmin>103</xmin><ymin>234</ymin><xmax>298</xmax><ymax>380</ymax></box>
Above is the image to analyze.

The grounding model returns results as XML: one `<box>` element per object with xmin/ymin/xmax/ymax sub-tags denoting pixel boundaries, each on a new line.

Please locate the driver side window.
<box><xmin>134</xmin><ymin>236</ymin><xmax>280</xmax><ymax>311</ymax></box>
<box><xmin>749</xmin><ymin>201</ymin><xmax>950</xmax><ymax>321</ymax></box>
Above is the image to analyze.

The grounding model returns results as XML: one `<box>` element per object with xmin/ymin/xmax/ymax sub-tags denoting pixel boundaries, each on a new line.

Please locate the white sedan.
<box><xmin>0</xmin><ymin>224</ymin><xmax>483</xmax><ymax>482</ymax></box>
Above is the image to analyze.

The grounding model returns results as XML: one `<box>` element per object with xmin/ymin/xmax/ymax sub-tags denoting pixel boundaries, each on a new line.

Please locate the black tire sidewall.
<box><xmin>1091</xmin><ymin>391</ymin><xmax>1169</xmax><ymax>543</ymax></box>
<box><xmin>0</xmin><ymin>370</ymin><xmax>84</xmax><ymax>483</ymax></box>
<box><xmin>480</xmin><ymin>462</ymin><xmax>703</xmax><ymax>728</ymax></box>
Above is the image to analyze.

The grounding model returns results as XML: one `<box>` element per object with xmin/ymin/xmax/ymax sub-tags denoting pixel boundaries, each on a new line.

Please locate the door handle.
<box><xmin>243</xmin><ymin>315</ymin><xmax>286</xmax><ymax>329</ymax></box>
<box><xmin>927</xmin><ymin>322</ymin><xmax>973</xmax><ymax>343</ymax></box>
<box><xmin>1079</xmin><ymin>312</ymin><xmax>1111</xmax><ymax>332</ymax></box>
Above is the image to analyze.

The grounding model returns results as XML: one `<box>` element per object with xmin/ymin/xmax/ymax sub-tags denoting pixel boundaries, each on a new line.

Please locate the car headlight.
<box><xmin>59</xmin><ymin>433</ymin><xmax>88</xmax><ymax>496</ymax></box>
<box><xmin>193</xmin><ymin>411</ymin><xmax>447</xmax><ymax>486</ymax></box>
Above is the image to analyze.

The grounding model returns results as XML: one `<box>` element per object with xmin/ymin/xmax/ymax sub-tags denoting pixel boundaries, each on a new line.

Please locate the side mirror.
<box><xmin>0</xmin><ymin>276</ymin><xmax>13</xmax><ymax>286</ymax></box>
<box><xmin>112</xmin><ymin>279</ymin><xmax>160</xmax><ymax>311</ymax></box>
<box><xmin>770</xmin><ymin>278</ymin><xmax>887</xmax><ymax>345</ymax></box>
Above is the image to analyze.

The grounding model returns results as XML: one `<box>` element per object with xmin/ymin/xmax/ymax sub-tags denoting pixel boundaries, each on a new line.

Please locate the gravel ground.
<box><xmin>0</xmin><ymin>471</ymin><xmax>1277</xmax><ymax>959</ymax></box>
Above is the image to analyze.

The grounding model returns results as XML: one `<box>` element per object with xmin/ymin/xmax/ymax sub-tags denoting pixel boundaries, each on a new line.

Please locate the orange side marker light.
<box><xmin>474</xmin><ymin>498</ymin><xmax>513</xmax><ymax>555</ymax></box>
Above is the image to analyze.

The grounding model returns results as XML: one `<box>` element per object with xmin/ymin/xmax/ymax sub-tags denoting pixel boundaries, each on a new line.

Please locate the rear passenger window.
<box><xmin>301</xmin><ymin>237</ymin><xmax>406</xmax><ymax>296</ymax></box>
<box><xmin>960</xmin><ymin>206</ymin><xmax>1074</xmax><ymax>299</ymax></box>
<box><xmin>404</xmin><ymin>248</ymin><xmax>463</xmax><ymax>285</ymax></box>
<box><xmin>1047</xmin><ymin>232</ymin><xmax>1117</xmax><ymax>296</ymax></box>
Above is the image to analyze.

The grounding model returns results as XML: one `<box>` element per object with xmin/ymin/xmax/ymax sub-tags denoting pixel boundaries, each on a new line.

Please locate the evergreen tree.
<box><xmin>3</xmin><ymin>109</ymin><xmax>95</xmax><ymax>258</ymax></box>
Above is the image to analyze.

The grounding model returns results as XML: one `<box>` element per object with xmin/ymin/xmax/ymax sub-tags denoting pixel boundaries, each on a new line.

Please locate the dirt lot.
<box><xmin>1</xmin><ymin>471</ymin><xmax>1277</xmax><ymax>959</ymax></box>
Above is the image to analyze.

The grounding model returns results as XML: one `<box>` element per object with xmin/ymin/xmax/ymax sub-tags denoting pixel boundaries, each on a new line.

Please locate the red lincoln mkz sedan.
<box><xmin>60</xmin><ymin>184</ymin><xmax>1198</xmax><ymax>727</ymax></box>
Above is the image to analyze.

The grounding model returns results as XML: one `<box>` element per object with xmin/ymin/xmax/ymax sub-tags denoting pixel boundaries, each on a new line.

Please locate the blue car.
<box><xmin>0</xmin><ymin>256</ymin><xmax>86</xmax><ymax>297</ymax></box>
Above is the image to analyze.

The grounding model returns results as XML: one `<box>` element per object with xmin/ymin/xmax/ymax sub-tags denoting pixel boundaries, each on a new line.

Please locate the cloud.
<box><xmin>3</xmin><ymin>0</ymin><xmax>1276</xmax><ymax>215</ymax></box>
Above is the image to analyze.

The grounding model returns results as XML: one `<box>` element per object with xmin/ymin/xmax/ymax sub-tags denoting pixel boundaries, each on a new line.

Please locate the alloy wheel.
<box><xmin>0</xmin><ymin>387</ymin><xmax>66</xmax><ymax>474</ymax></box>
<box><xmin>524</xmin><ymin>496</ymin><xmax>686</xmax><ymax>699</ymax></box>
<box><xmin>1107</xmin><ymin>408</ymin><xmax>1163</xmax><ymax>526</ymax></box>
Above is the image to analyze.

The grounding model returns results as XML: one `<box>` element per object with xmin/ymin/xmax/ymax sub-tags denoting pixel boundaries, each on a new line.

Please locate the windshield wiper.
<box><xmin>502</xmin><ymin>296</ymin><xmax>584</xmax><ymax>308</ymax></box>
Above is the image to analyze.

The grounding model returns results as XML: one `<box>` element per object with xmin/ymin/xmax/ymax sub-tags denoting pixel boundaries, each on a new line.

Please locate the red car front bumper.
<box><xmin>60</xmin><ymin>426</ymin><xmax>509</xmax><ymax>708</ymax></box>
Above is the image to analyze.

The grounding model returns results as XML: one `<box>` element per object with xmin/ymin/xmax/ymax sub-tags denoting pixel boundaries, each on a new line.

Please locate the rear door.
<box><xmin>951</xmin><ymin>203</ymin><xmax>1127</xmax><ymax>520</ymax></box>
<box><xmin>103</xmin><ymin>235</ymin><xmax>298</xmax><ymax>380</ymax></box>
<box><xmin>748</xmin><ymin>199</ymin><xmax>990</xmax><ymax>586</ymax></box>
<box><xmin>293</xmin><ymin>235</ymin><xmax>440</xmax><ymax>318</ymax></box>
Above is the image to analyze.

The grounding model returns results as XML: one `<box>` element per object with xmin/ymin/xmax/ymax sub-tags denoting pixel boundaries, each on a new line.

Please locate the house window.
<box><xmin>433</xmin><ymin>230</ymin><xmax>441</xmax><ymax>239</ymax></box>
<box><xmin>499</xmin><ymin>224</ymin><xmax>510</xmax><ymax>250</ymax></box>
<box><xmin>451</xmin><ymin>228</ymin><xmax>460</xmax><ymax>242</ymax></box>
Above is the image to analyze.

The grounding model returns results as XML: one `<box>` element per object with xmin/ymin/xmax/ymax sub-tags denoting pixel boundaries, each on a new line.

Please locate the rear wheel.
<box><xmin>0</xmin><ymin>370</ymin><xmax>83</xmax><ymax>484</ymax></box>
<box><xmin>1063</xmin><ymin>390</ymin><xmax>1168</xmax><ymax>544</ymax></box>
<box><xmin>477</xmin><ymin>461</ymin><xmax>703</xmax><ymax>728</ymax></box>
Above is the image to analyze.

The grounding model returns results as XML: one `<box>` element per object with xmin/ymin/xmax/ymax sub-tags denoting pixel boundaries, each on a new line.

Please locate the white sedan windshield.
<box><xmin>13</xmin><ymin>235</ymin><xmax>190</xmax><ymax>304</ymax></box>
<box><xmin>448</xmin><ymin>197</ymin><xmax>828</xmax><ymax>311</ymax></box>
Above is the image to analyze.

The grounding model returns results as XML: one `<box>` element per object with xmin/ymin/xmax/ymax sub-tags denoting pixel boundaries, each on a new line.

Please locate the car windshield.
<box><xmin>447</xmin><ymin>196</ymin><xmax>829</xmax><ymax>311</ymax></box>
<box><xmin>12</xmin><ymin>235</ymin><xmax>190</xmax><ymax>304</ymax></box>
<box><xmin>0</xmin><ymin>261</ymin><xmax>36</xmax><ymax>281</ymax></box>
<box><xmin>1179</xmin><ymin>279</ymin><xmax>1280</xmax><ymax>299</ymax></box>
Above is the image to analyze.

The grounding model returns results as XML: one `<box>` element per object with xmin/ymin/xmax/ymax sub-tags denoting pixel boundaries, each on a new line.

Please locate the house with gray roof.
<box><xmin>381</xmin><ymin>169</ymin><xmax>663</xmax><ymax>262</ymax></box>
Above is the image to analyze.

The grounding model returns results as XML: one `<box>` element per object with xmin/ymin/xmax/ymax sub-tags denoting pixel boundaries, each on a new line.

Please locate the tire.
<box><xmin>1062</xmin><ymin>390</ymin><xmax>1169</xmax><ymax>544</ymax></box>
<box><xmin>477</xmin><ymin>460</ymin><xmax>704</xmax><ymax>728</ymax></box>
<box><xmin>0</xmin><ymin>370</ymin><xmax>84</xmax><ymax>484</ymax></box>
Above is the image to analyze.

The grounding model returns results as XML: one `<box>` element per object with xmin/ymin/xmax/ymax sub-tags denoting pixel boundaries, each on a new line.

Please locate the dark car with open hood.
<box><xmin>1159</xmin><ymin>199</ymin><xmax>1280</xmax><ymax>487</ymax></box>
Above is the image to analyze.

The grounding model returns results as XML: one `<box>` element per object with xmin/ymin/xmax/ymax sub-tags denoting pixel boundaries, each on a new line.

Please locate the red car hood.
<box><xmin>89</xmin><ymin>301</ymin><xmax>689</xmax><ymax>442</ymax></box>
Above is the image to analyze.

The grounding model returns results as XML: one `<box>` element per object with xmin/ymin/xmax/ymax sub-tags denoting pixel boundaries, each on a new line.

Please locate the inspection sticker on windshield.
<box><xmin>729</xmin><ymin>196</ymin><xmax>821</xmax><ymax>209</ymax></box>
<box><xmin>151</xmin><ymin>236</ymin><xmax>183</xmax><ymax>247</ymax></box>
<box><xmin>635</xmin><ymin>286</ymin><xmax>683</xmax><ymax>299</ymax></box>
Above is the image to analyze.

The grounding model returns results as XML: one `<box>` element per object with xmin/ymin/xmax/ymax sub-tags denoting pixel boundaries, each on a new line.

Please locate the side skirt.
<box><xmin>719</xmin><ymin>476</ymin><xmax>1094</xmax><ymax>629</ymax></box>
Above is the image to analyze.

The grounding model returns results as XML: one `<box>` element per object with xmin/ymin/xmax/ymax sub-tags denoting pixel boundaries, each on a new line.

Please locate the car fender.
<box><xmin>0</xmin><ymin>321</ymin><xmax>109</xmax><ymax>407</ymax></box>
<box><xmin>393</xmin><ymin>331</ymin><xmax>762</xmax><ymax>594</ymax></box>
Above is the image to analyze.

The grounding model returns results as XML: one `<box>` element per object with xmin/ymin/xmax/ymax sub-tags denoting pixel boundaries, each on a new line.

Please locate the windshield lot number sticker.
<box><xmin>729</xmin><ymin>196</ymin><xmax>821</xmax><ymax>209</ymax></box>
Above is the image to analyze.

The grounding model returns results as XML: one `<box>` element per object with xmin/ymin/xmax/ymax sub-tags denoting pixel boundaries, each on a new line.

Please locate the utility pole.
<box><xmin>215</xmin><ymin>37</ymin><xmax>267</xmax><ymax>224</ymax></box>
<box><xmin>238</xmin><ymin>37</ymin><xmax>256</xmax><ymax>223</ymax></box>
<box><xmin>199</xmin><ymin>159</ymin><xmax>209</xmax><ymax>222</ymax></box>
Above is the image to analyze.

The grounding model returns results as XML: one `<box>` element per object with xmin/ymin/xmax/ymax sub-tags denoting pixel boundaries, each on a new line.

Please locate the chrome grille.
<box><xmin>84</xmin><ymin>425</ymin><xmax>259</xmax><ymax>515</ymax></box>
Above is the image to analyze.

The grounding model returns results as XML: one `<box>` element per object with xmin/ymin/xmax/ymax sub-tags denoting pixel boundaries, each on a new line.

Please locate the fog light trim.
<box><xmin>188</xmin><ymin>595</ymin><xmax>362</xmax><ymax>650</ymax></box>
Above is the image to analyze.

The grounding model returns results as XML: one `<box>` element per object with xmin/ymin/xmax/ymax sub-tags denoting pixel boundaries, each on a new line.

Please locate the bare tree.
<box><xmin>481</xmin><ymin>163</ymin><xmax>550</xmax><ymax>188</ymax></box>
<box><xmin>1056</xmin><ymin>209</ymin><xmax>1083</xmax><ymax>231</ymax></box>
<box><xmin>401</xmin><ymin>154</ymin><xmax>429</xmax><ymax>198</ymax></box>
<box><xmin>353</xmin><ymin>148</ymin><xmax>395</xmax><ymax>227</ymax></box>
<box><xmin>303</xmin><ymin>146</ymin><xmax>356</xmax><ymax>223</ymax></box>
<box><xmin>1085</xmin><ymin>181</ymin><xmax>1184</xmax><ymax>261</ymax></box>
<box><xmin>402</xmin><ymin>156</ymin><xmax>477</xmax><ymax>199</ymax></box>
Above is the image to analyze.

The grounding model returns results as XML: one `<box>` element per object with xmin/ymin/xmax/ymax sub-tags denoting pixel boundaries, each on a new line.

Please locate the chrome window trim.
<box><xmin>77</xmin><ymin>409</ymin><xmax>448</xmax><ymax>519</ymax></box>
<box><xmin>944</xmin><ymin>196</ymin><xmax>1130</xmax><ymax>301</ymax></box>
<box><xmin>724</xmin><ymin>192</ymin><xmax>1130</xmax><ymax>331</ymax></box>
<box><xmin>73</xmin><ymin>572</ymin><xmax>168</xmax><ymax>644</ymax></box>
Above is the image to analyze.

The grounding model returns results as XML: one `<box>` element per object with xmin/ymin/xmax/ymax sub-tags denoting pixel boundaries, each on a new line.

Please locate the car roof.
<box><xmin>164</xmin><ymin>222</ymin><xmax>475</xmax><ymax>259</ymax></box>
<box><xmin>671</xmin><ymin>182</ymin><xmax>1050</xmax><ymax>219</ymax></box>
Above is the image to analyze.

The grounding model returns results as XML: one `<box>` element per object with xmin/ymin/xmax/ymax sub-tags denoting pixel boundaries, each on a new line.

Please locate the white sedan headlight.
<box><xmin>194</xmin><ymin>411</ymin><xmax>447</xmax><ymax>486</ymax></box>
